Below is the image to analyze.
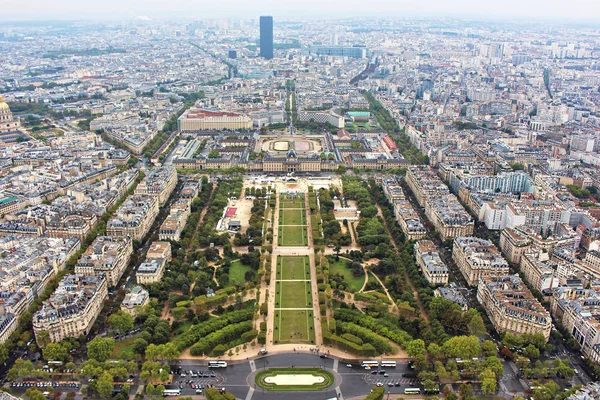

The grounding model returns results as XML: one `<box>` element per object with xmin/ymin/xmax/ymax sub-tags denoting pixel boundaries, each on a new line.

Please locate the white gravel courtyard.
<box><xmin>264</xmin><ymin>374</ymin><xmax>325</xmax><ymax>385</ymax></box>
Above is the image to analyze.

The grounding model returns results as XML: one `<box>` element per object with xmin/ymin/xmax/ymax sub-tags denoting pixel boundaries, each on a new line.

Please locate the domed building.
<box><xmin>0</xmin><ymin>95</ymin><xmax>21</xmax><ymax>133</ymax></box>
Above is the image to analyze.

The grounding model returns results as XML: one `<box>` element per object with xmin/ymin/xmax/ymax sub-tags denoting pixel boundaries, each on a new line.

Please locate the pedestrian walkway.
<box><xmin>244</xmin><ymin>387</ymin><xmax>254</xmax><ymax>400</ymax></box>
<box><xmin>249</xmin><ymin>359</ymin><xmax>256</xmax><ymax>372</ymax></box>
<box><xmin>333</xmin><ymin>359</ymin><xmax>339</xmax><ymax>372</ymax></box>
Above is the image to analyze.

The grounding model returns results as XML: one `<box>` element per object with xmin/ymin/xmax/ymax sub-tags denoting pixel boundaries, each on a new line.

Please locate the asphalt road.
<box><xmin>171</xmin><ymin>354</ymin><xmax>416</xmax><ymax>400</ymax></box>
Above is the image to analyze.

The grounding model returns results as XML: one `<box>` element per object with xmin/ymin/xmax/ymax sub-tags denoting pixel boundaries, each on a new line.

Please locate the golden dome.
<box><xmin>0</xmin><ymin>95</ymin><xmax>9</xmax><ymax>111</ymax></box>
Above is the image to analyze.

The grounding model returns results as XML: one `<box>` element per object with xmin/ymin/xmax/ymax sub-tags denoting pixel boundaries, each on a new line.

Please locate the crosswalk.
<box><xmin>364</xmin><ymin>375</ymin><xmax>419</xmax><ymax>386</ymax></box>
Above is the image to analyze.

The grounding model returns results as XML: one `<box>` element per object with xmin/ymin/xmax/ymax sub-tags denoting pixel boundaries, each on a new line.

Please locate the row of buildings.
<box><xmin>31</xmin><ymin>166</ymin><xmax>178</xmax><ymax>343</ymax></box>
<box><xmin>405</xmin><ymin>166</ymin><xmax>474</xmax><ymax>240</ymax></box>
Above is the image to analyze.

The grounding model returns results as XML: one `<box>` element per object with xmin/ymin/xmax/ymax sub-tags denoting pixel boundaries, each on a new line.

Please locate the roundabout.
<box><xmin>254</xmin><ymin>367</ymin><xmax>335</xmax><ymax>391</ymax></box>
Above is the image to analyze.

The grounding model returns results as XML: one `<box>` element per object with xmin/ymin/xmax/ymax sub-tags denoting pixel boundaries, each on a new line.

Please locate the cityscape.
<box><xmin>0</xmin><ymin>5</ymin><xmax>600</xmax><ymax>400</ymax></box>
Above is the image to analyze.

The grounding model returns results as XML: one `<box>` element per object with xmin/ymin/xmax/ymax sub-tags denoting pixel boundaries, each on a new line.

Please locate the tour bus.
<box><xmin>380</xmin><ymin>361</ymin><xmax>397</xmax><ymax>368</ymax></box>
<box><xmin>208</xmin><ymin>360</ymin><xmax>228</xmax><ymax>368</ymax></box>
<box><xmin>361</xmin><ymin>360</ymin><xmax>379</xmax><ymax>368</ymax></box>
<box><xmin>162</xmin><ymin>389</ymin><xmax>181</xmax><ymax>396</ymax></box>
<box><xmin>404</xmin><ymin>388</ymin><xmax>421</xmax><ymax>395</ymax></box>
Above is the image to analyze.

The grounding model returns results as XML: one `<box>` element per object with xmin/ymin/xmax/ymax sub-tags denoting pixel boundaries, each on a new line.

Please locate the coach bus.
<box><xmin>361</xmin><ymin>360</ymin><xmax>379</xmax><ymax>368</ymax></box>
<box><xmin>208</xmin><ymin>360</ymin><xmax>228</xmax><ymax>368</ymax></box>
<box><xmin>380</xmin><ymin>361</ymin><xmax>396</xmax><ymax>368</ymax></box>
<box><xmin>162</xmin><ymin>389</ymin><xmax>181</xmax><ymax>396</ymax></box>
<box><xmin>404</xmin><ymin>388</ymin><xmax>421</xmax><ymax>395</ymax></box>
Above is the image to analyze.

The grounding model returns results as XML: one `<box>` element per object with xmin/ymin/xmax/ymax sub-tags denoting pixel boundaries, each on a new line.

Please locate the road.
<box><xmin>171</xmin><ymin>353</ymin><xmax>415</xmax><ymax>400</ymax></box>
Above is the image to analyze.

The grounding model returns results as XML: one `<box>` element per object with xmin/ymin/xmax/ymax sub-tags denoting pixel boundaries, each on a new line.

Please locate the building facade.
<box><xmin>32</xmin><ymin>275</ymin><xmax>108</xmax><ymax>343</ymax></box>
<box><xmin>453</xmin><ymin>236</ymin><xmax>510</xmax><ymax>286</ymax></box>
<box><xmin>477</xmin><ymin>275</ymin><xmax>552</xmax><ymax>341</ymax></box>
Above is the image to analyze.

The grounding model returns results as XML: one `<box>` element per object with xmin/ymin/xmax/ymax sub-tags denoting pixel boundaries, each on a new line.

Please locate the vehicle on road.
<box><xmin>208</xmin><ymin>361</ymin><xmax>227</xmax><ymax>368</ymax></box>
<box><xmin>346</xmin><ymin>364</ymin><xmax>352</xmax><ymax>368</ymax></box>
<box><xmin>376</xmin><ymin>382</ymin><xmax>383</xmax><ymax>387</ymax></box>
<box><xmin>361</xmin><ymin>360</ymin><xmax>379</xmax><ymax>368</ymax></box>
<box><xmin>163</xmin><ymin>389</ymin><xmax>181</xmax><ymax>396</ymax></box>
<box><xmin>404</xmin><ymin>388</ymin><xmax>421</xmax><ymax>395</ymax></box>
<box><xmin>381</xmin><ymin>361</ymin><xmax>397</xmax><ymax>368</ymax></box>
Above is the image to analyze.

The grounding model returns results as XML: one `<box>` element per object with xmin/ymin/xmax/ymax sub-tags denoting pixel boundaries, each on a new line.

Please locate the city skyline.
<box><xmin>2</xmin><ymin>0</ymin><xmax>600</xmax><ymax>21</ymax></box>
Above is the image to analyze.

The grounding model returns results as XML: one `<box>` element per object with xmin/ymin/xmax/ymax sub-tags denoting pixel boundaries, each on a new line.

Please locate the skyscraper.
<box><xmin>260</xmin><ymin>16</ymin><xmax>273</xmax><ymax>60</ymax></box>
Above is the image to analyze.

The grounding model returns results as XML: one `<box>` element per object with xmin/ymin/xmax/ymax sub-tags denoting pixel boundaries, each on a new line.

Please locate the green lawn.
<box><xmin>329</xmin><ymin>259</ymin><xmax>366</xmax><ymax>293</ymax></box>
<box><xmin>229</xmin><ymin>260</ymin><xmax>252</xmax><ymax>286</ymax></box>
<box><xmin>280</xmin><ymin>209</ymin><xmax>306</xmax><ymax>225</ymax></box>
<box><xmin>111</xmin><ymin>336</ymin><xmax>138</xmax><ymax>359</ymax></box>
<box><xmin>275</xmin><ymin>280</ymin><xmax>312</xmax><ymax>308</ymax></box>
<box><xmin>277</xmin><ymin>256</ymin><xmax>309</xmax><ymax>280</ymax></box>
<box><xmin>274</xmin><ymin>310</ymin><xmax>315</xmax><ymax>344</ymax></box>
<box><xmin>280</xmin><ymin>195</ymin><xmax>305</xmax><ymax>208</ymax></box>
<box><xmin>278</xmin><ymin>225</ymin><xmax>307</xmax><ymax>246</ymax></box>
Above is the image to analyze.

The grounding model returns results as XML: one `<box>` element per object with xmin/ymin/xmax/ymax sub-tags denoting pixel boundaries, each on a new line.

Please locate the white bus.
<box><xmin>380</xmin><ymin>361</ymin><xmax>397</xmax><ymax>368</ymax></box>
<box><xmin>208</xmin><ymin>361</ymin><xmax>228</xmax><ymax>368</ymax></box>
<box><xmin>163</xmin><ymin>389</ymin><xmax>181</xmax><ymax>396</ymax></box>
<box><xmin>404</xmin><ymin>388</ymin><xmax>421</xmax><ymax>395</ymax></box>
<box><xmin>361</xmin><ymin>360</ymin><xmax>379</xmax><ymax>368</ymax></box>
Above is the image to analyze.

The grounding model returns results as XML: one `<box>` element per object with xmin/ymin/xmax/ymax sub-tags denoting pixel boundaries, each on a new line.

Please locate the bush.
<box><xmin>241</xmin><ymin>330</ymin><xmax>259</xmax><ymax>342</ymax></box>
<box><xmin>211</xmin><ymin>344</ymin><xmax>227</xmax><ymax>357</ymax></box>
<box><xmin>341</xmin><ymin>333</ymin><xmax>363</xmax><ymax>345</ymax></box>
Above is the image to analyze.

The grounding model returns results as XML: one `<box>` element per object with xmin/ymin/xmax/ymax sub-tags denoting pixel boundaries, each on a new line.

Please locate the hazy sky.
<box><xmin>2</xmin><ymin>0</ymin><xmax>600</xmax><ymax>21</ymax></box>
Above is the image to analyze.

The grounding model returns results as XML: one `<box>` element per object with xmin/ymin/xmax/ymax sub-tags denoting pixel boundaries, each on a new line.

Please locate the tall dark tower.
<box><xmin>260</xmin><ymin>16</ymin><xmax>273</xmax><ymax>60</ymax></box>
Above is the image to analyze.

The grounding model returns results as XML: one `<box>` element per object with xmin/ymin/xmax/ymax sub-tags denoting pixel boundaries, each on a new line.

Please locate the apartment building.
<box><xmin>107</xmin><ymin>195</ymin><xmax>159</xmax><ymax>241</ymax></box>
<box><xmin>297</xmin><ymin>110</ymin><xmax>345</xmax><ymax>128</ymax></box>
<box><xmin>134</xmin><ymin>165</ymin><xmax>177</xmax><ymax>207</ymax></box>
<box><xmin>405</xmin><ymin>166</ymin><xmax>449</xmax><ymax>207</ymax></box>
<box><xmin>74</xmin><ymin>236</ymin><xmax>133</xmax><ymax>287</ymax></box>
<box><xmin>500</xmin><ymin>227</ymin><xmax>532</xmax><ymax>264</ymax></box>
<box><xmin>158</xmin><ymin>199</ymin><xmax>191</xmax><ymax>241</ymax></box>
<box><xmin>520</xmin><ymin>249</ymin><xmax>560</xmax><ymax>293</ymax></box>
<box><xmin>426</xmin><ymin>195</ymin><xmax>474</xmax><ymax>240</ymax></box>
<box><xmin>477</xmin><ymin>275</ymin><xmax>552</xmax><ymax>341</ymax></box>
<box><xmin>32</xmin><ymin>275</ymin><xmax>108</xmax><ymax>343</ymax></box>
<box><xmin>121</xmin><ymin>285</ymin><xmax>150</xmax><ymax>316</ymax></box>
<box><xmin>561</xmin><ymin>291</ymin><xmax>600</xmax><ymax>360</ymax></box>
<box><xmin>453</xmin><ymin>236</ymin><xmax>510</xmax><ymax>286</ymax></box>
<box><xmin>178</xmin><ymin>109</ymin><xmax>252</xmax><ymax>131</ymax></box>
<box><xmin>136</xmin><ymin>257</ymin><xmax>167</xmax><ymax>285</ymax></box>
<box><xmin>394</xmin><ymin>201</ymin><xmax>427</xmax><ymax>241</ymax></box>
<box><xmin>0</xmin><ymin>314</ymin><xmax>16</xmax><ymax>344</ymax></box>
<box><xmin>415</xmin><ymin>240</ymin><xmax>449</xmax><ymax>285</ymax></box>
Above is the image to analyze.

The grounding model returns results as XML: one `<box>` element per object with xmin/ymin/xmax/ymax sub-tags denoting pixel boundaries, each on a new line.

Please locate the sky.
<box><xmin>2</xmin><ymin>0</ymin><xmax>600</xmax><ymax>21</ymax></box>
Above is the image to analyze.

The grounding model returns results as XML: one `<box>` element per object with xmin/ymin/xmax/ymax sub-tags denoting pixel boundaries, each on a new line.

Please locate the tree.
<box><xmin>43</xmin><ymin>343</ymin><xmax>68</xmax><ymax>362</ymax></box>
<box><xmin>480</xmin><ymin>368</ymin><xmax>497</xmax><ymax>395</ymax></box>
<box><xmin>97</xmin><ymin>372</ymin><xmax>114</xmax><ymax>399</ymax></box>
<box><xmin>133</xmin><ymin>338</ymin><xmax>148</xmax><ymax>355</ymax></box>
<box><xmin>145</xmin><ymin>384</ymin><xmax>155</xmax><ymax>395</ymax></box>
<box><xmin>87</xmin><ymin>337</ymin><xmax>115</xmax><ymax>362</ymax></box>
<box><xmin>0</xmin><ymin>344</ymin><xmax>9</xmax><ymax>364</ymax></box>
<box><xmin>406</xmin><ymin>339</ymin><xmax>427</xmax><ymax>358</ymax></box>
<box><xmin>458</xmin><ymin>383</ymin><xmax>475</xmax><ymax>400</ymax></box>
<box><xmin>428</xmin><ymin>343</ymin><xmax>443</xmax><ymax>359</ymax></box>
<box><xmin>108</xmin><ymin>311</ymin><xmax>134</xmax><ymax>334</ymax></box>
<box><xmin>467</xmin><ymin>313</ymin><xmax>486</xmax><ymax>337</ymax></box>
<box><xmin>442</xmin><ymin>336</ymin><xmax>481</xmax><ymax>359</ymax></box>
<box><xmin>481</xmin><ymin>340</ymin><xmax>497</xmax><ymax>357</ymax></box>
<box><xmin>483</xmin><ymin>356</ymin><xmax>504</xmax><ymax>377</ymax></box>
<box><xmin>36</xmin><ymin>331</ymin><xmax>51</xmax><ymax>349</ymax></box>
<box><xmin>524</xmin><ymin>344</ymin><xmax>541</xmax><ymax>359</ymax></box>
<box><xmin>24</xmin><ymin>388</ymin><xmax>47</xmax><ymax>400</ymax></box>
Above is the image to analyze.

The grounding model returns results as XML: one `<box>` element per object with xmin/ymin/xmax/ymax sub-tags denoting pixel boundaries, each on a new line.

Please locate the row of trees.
<box><xmin>342</xmin><ymin>177</ymin><xmax>389</xmax><ymax>246</ymax></box>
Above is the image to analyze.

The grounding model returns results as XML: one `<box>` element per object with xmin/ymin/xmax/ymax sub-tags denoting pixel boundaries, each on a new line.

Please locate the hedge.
<box><xmin>322</xmin><ymin>327</ymin><xmax>378</xmax><ymax>356</ymax></box>
<box><xmin>363</xmin><ymin>387</ymin><xmax>385</xmax><ymax>400</ymax></box>
<box><xmin>337</xmin><ymin>321</ymin><xmax>394</xmax><ymax>354</ymax></box>
<box><xmin>335</xmin><ymin>308</ymin><xmax>412</xmax><ymax>348</ymax></box>
<box><xmin>241</xmin><ymin>329</ymin><xmax>259</xmax><ymax>342</ymax></box>
<box><xmin>189</xmin><ymin>321</ymin><xmax>253</xmax><ymax>355</ymax></box>
<box><xmin>205</xmin><ymin>388</ymin><xmax>236</xmax><ymax>400</ymax></box>
<box><xmin>174</xmin><ymin>309</ymin><xmax>253</xmax><ymax>350</ymax></box>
